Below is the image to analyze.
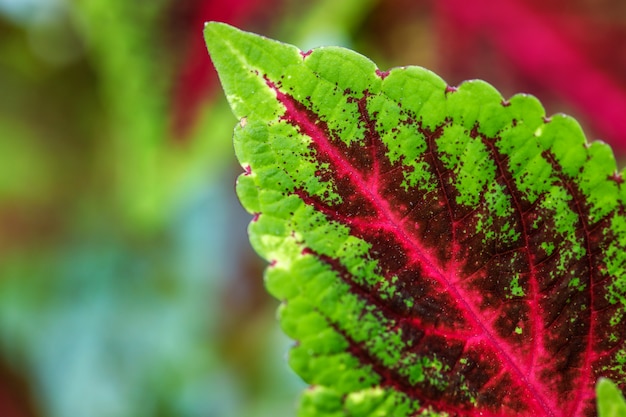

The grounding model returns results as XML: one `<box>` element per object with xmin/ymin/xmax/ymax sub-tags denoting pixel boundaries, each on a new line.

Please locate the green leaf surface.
<box><xmin>205</xmin><ymin>22</ymin><xmax>626</xmax><ymax>417</ymax></box>
<box><xmin>597</xmin><ymin>379</ymin><xmax>626</xmax><ymax>417</ymax></box>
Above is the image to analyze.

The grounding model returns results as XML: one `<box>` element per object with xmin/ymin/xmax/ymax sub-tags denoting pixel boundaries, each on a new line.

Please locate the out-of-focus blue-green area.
<box><xmin>0</xmin><ymin>0</ymin><xmax>389</xmax><ymax>415</ymax></box>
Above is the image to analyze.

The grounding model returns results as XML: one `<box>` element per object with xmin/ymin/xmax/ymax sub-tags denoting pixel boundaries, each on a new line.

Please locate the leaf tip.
<box><xmin>203</xmin><ymin>21</ymin><xmax>242</xmax><ymax>55</ymax></box>
<box><xmin>202</xmin><ymin>20</ymin><xmax>224</xmax><ymax>38</ymax></box>
<box><xmin>203</xmin><ymin>20</ymin><xmax>232</xmax><ymax>34</ymax></box>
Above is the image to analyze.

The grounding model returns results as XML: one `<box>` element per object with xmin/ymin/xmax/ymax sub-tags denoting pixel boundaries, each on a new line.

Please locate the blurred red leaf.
<box><xmin>169</xmin><ymin>0</ymin><xmax>280</xmax><ymax>139</ymax></box>
<box><xmin>435</xmin><ymin>0</ymin><xmax>626</xmax><ymax>156</ymax></box>
<box><xmin>0</xmin><ymin>360</ymin><xmax>39</xmax><ymax>417</ymax></box>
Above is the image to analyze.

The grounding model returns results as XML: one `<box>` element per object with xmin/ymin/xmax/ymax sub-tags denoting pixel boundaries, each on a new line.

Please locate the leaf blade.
<box><xmin>205</xmin><ymin>22</ymin><xmax>626</xmax><ymax>417</ymax></box>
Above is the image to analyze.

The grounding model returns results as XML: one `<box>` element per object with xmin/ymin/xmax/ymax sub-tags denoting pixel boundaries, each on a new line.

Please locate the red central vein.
<box><xmin>296</xmin><ymin>190</ymin><xmax>476</xmax><ymax>343</ymax></box>
<box><xmin>266</xmin><ymin>79</ymin><xmax>554</xmax><ymax>415</ymax></box>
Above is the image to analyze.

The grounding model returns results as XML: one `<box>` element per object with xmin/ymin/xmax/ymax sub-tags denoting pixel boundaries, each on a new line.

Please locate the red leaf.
<box><xmin>435</xmin><ymin>0</ymin><xmax>626</xmax><ymax>155</ymax></box>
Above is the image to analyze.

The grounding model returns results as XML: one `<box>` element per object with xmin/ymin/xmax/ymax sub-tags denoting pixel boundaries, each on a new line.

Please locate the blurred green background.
<box><xmin>1</xmin><ymin>1</ymin><xmax>625</xmax><ymax>416</ymax></box>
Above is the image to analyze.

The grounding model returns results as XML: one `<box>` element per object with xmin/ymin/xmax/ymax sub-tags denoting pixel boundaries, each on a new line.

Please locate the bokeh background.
<box><xmin>1</xmin><ymin>1</ymin><xmax>625</xmax><ymax>416</ymax></box>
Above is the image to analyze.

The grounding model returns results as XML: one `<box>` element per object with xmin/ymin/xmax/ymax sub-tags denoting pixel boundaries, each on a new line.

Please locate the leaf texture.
<box><xmin>204</xmin><ymin>22</ymin><xmax>626</xmax><ymax>417</ymax></box>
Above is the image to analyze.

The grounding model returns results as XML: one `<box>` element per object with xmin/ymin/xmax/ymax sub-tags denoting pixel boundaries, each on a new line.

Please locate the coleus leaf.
<box><xmin>204</xmin><ymin>22</ymin><xmax>626</xmax><ymax>417</ymax></box>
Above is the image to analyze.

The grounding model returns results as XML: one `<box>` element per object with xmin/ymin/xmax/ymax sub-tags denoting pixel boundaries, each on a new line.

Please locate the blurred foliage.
<box><xmin>0</xmin><ymin>0</ymin><xmax>625</xmax><ymax>416</ymax></box>
<box><xmin>0</xmin><ymin>1</ymin><xmax>305</xmax><ymax>416</ymax></box>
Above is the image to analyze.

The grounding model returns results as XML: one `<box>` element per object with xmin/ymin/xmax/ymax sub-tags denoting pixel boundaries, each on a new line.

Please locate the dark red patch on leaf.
<box><xmin>608</xmin><ymin>172</ymin><xmax>624</xmax><ymax>185</ymax></box>
<box><xmin>376</xmin><ymin>69</ymin><xmax>390</xmax><ymax>79</ymax></box>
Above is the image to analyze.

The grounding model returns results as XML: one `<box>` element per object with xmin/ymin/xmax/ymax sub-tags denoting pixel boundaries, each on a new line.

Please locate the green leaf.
<box><xmin>597</xmin><ymin>379</ymin><xmax>626</xmax><ymax>417</ymax></box>
<box><xmin>205</xmin><ymin>22</ymin><xmax>626</xmax><ymax>417</ymax></box>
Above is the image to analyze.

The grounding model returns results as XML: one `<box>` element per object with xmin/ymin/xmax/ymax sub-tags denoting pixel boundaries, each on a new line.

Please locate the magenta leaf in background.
<box><xmin>436</xmin><ymin>0</ymin><xmax>626</xmax><ymax>155</ymax></box>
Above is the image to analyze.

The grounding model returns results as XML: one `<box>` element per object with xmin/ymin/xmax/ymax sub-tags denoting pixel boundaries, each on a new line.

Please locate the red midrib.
<box><xmin>266</xmin><ymin>79</ymin><xmax>557</xmax><ymax>416</ymax></box>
